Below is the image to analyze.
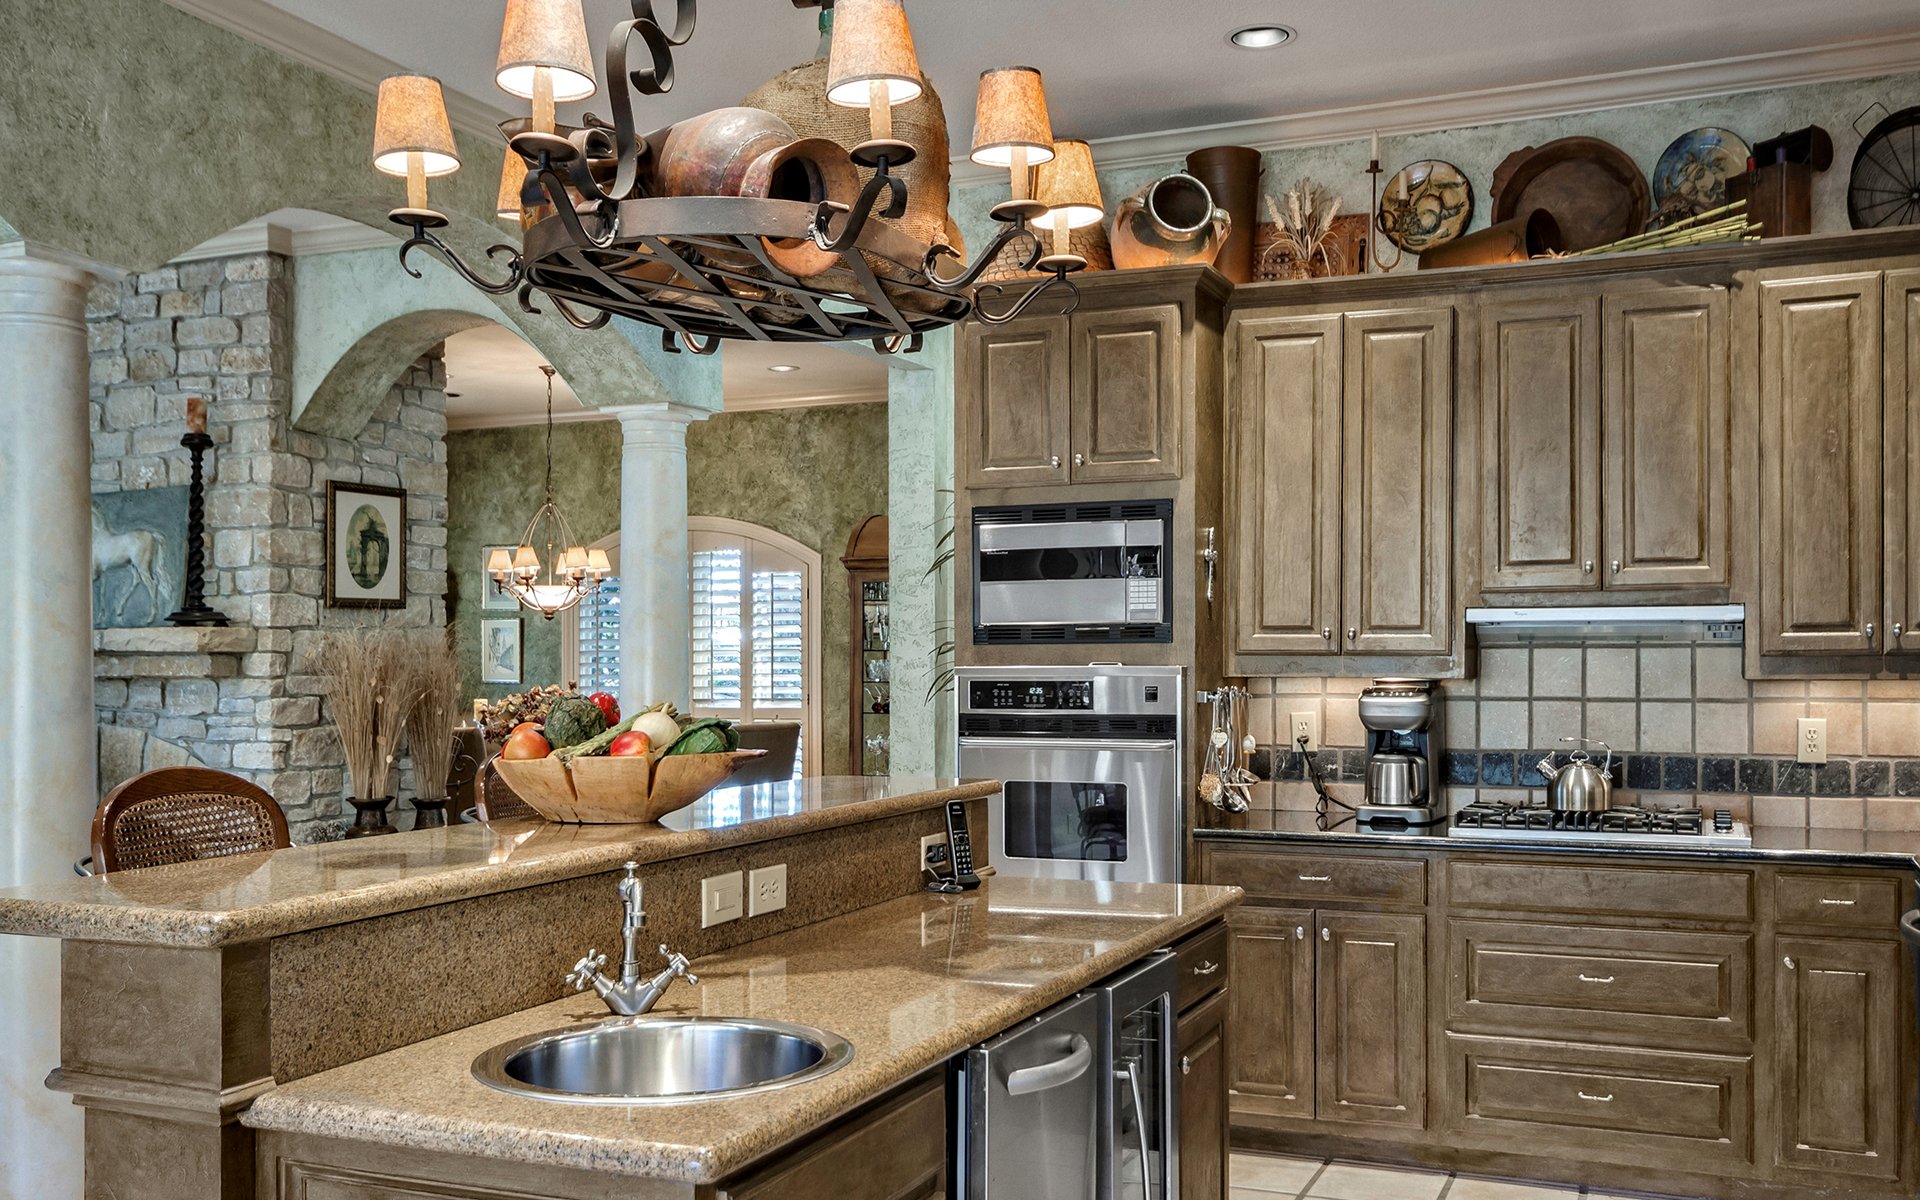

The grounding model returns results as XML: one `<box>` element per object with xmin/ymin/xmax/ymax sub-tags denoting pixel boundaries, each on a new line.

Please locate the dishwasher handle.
<box><xmin>1004</xmin><ymin>1034</ymin><xmax>1093</xmax><ymax>1096</ymax></box>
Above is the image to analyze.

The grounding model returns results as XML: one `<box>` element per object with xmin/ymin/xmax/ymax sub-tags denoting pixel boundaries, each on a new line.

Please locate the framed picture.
<box><xmin>325</xmin><ymin>481</ymin><xmax>407</xmax><ymax>609</ymax></box>
<box><xmin>481</xmin><ymin>544</ymin><xmax>518</xmax><ymax>611</ymax></box>
<box><xmin>480</xmin><ymin>618</ymin><xmax>523</xmax><ymax>684</ymax></box>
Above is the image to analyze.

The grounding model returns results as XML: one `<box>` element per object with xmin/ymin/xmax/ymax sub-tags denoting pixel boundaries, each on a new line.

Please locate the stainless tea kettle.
<box><xmin>1536</xmin><ymin>737</ymin><xmax>1614</xmax><ymax>812</ymax></box>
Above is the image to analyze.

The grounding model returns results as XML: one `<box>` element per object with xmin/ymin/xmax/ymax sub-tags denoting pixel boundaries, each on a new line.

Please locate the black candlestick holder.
<box><xmin>166</xmin><ymin>430</ymin><xmax>230</xmax><ymax>628</ymax></box>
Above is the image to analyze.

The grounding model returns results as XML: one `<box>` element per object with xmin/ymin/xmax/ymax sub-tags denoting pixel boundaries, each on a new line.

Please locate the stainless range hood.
<box><xmin>1466</xmin><ymin>604</ymin><xmax>1745</xmax><ymax>643</ymax></box>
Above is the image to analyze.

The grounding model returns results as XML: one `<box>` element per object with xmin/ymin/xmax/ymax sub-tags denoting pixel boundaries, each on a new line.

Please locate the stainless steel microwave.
<box><xmin>971</xmin><ymin>500</ymin><xmax>1173</xmax><ymax>644</ymax></box>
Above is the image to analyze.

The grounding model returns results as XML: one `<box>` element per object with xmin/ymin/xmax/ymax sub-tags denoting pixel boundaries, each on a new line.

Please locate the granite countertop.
<box><xmin>1197</xmin><ymin>809</ymin><xmax>1920</xmax><ymax>870</ymax></box>
<box><xmin>241</xmin><ymin>876</ymin><xmax>1242</xmax><ymax>1183</ymax></box>
<box><xmin>0</xmin><ymin>776</ymin><xmax>1000</xmax><ymax>947</ymax></box>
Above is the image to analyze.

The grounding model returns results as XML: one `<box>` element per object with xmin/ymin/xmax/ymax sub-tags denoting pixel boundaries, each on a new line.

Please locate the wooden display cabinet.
<box><xmin>842</xmin><ymin>515</ymin><xmax>890</xmax><ymax>776</ymax></box>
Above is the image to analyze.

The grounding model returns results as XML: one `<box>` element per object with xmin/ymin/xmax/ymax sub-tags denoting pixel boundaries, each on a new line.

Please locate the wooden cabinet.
<box><xmin>1479</xmin><ymin>286</ymin><xmax>1728</xmax><ymax>594</ymax></box>
<box><xmin>1886</xmin><ymin>268</ymin><xmax>1920</xmax><ymax>652</ymax></box>
<box><xmin>1772</xmin><ymin>936</ymin><xmax>1904</xmax><ymax>1182</ymax></box>
<box><xmin>1229</xmin><ymin>305</ymin><xmax>1454</xmax><ymax>660</ymax></box>
<box><xmin>1755</xmin><ymin>272</ymin><xmax>1884</xmax><ymax>655</ymax></box>
<box><xmin>1178</xmin><ymin>990</ymin><xmax>1230</xmax><ymax>1200</ymax></box>
<box><xmin>959</xmin><ymin>303</ymin><xmax>1182</xmax><ymax>489</ymax></box>
<box><xmin>1226</xmin><ymin>905</ymin><xmax>1315</xmax><ymax>1120</ymax></box>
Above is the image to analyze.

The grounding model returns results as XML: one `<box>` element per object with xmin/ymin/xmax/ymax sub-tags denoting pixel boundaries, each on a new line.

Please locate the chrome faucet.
<box><xmin>564</xmin><ymin>861</ymin><xmax>699</xmax><ymax>1017</ymax></box>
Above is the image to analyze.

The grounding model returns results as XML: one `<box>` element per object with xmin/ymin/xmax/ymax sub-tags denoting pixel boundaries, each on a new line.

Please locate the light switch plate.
<box><xmin>1797</xmin><ymin>717</ymin><xmax>1828</xmax><ymax>764</ymax></box>
<box><xmin>748</xmin><ymin>864</ymin><xmax>788</xmax><ymax>916</ymax></box>
<box><xmin>701</xmin><ymin>871</ymin><xmax>744</xmax><ymax>927</ymax></box>
<box><xmin>1289</xmin><ymin>711</ymin><xmax>1320</xmax><ymax>754</ymax></box>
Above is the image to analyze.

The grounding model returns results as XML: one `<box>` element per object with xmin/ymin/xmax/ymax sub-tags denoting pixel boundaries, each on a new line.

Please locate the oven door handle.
<box><xmin>1004</xmin><ymin>1034</ymin><xmax>1093</xmax><ymax>1096</ymax></box>
<box><xmin>958</xmin><ymin>736</ymin><xmax>1179</xmax><ymax>753</ymax></box>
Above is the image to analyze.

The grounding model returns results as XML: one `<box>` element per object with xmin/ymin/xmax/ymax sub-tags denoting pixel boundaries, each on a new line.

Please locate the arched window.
<box><xmin>563</xmin><ymin>520</ymin><xmax>820</xmax><ymax>778</ymax></box>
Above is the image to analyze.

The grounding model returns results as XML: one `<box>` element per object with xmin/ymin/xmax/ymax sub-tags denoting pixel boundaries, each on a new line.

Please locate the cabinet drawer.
<box><xmin>1174</xmin><ymin>921</ymin><xmax>1230</xmax><ymax>1011</ymax></box>
<box><xmin>1447</xmin><ymin>859</ymin><xmax>1751</xmax><ymax>922</ymax></box>
<box><xmin>1774</xmin><ymin>872</ymin><xmax>1904</xmax><ymax>930</ymax></box>
<box><xmin>1443</xmin><ymin>1034</ymin><xmax>1752</xmax><ymax>1171</ymax></box>
<box><xmin>1448</xmin><ymin>920</ymin><xmax>1751</xmax><ymax>1046</ymax></box>
<box><xmin>1208</xmin><ymin>848</ymin><xmax>1427</xmax><ymax>905</ymax></box>
<box><xmin>721</xmin><ymin>1076</ymin><xmax>946</xmax><ymax>1200</ymax></box>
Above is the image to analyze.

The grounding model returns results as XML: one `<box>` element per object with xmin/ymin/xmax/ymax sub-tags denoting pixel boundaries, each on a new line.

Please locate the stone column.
<box><xmin>886</xmin><ymin>328</ymin><xmax>957</xmax><ymax>778</ymax></box>
<box><xmin>0</xmin><ymin>244</ymin><xmax>105</xmax><ymax>1200</ymax></box>
<box><xmin>612</xmin><ymin>403</ymin><xmax>708</xmax><ymax>715</ymax></box>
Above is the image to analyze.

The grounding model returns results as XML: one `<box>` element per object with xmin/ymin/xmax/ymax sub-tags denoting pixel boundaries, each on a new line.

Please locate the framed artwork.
<box><xmin>480</xmin><ymin>618</ymin><xmax>523</xmax><ymax>684</ymax></box>
<box><xmin>481</xmin><ymin>544</ymin><xmax>518</xmax><ymax>610</ymax></box>
<box><xmin>325</xmin><ymin>481</ymin><xmax>407</xmax><ymax>609</ymax></box>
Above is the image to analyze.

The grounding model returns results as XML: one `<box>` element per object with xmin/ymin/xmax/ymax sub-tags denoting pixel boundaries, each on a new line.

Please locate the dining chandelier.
<box><xmin>369</xmin><ymin>0</ymin><xmax>1089</xmax><ymax>354</ymax></box>
<box><xmin>485</xmin><ymin>366</ymin><xmax>610</xmax><ymax>619</ymax></box>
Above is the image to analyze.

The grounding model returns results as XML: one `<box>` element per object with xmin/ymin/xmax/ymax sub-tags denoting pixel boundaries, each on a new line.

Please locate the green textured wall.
<box><xmin>446</xmin><ymin>404</ymin><xmax>889</xmax><ymax>775</ymax></box>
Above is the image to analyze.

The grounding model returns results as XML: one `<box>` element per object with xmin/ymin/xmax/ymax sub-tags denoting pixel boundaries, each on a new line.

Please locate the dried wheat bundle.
<box><xmin>403</xmin><ymin>632</ymin><xmax>465</xmax><ymax>803</ymax></box>
<box><xmin>311</xmin><ymin>629</ymin><xmax>424</xmax><ymax>802</ymax></box>
<box><xmin>1260</xmin><ymin>178</ymin><xmax>1344</xmax><ymax>275</ymax></box>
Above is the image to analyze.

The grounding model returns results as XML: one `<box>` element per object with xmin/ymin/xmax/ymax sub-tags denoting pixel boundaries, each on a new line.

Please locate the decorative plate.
<box><xmin>1651</xmin><ymin>127</ymin><xmax>1752</xmax><ymax>228</ymax></box>
<box><xmin>1376</xmin><ymin>159</ymin><xmax>1475</xmax><ymax>254</ymax></box>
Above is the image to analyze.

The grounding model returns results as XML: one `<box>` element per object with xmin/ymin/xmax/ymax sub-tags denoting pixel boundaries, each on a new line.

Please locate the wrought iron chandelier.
<box><xmin>368</xmin><ymin>0</ymin><xmax>1087</xmax><ymax>355</ymax></box>
<box><xmin>485</xmin><ymin>366</ymin><xmax>609</xmax><ymax>619</ymax></box>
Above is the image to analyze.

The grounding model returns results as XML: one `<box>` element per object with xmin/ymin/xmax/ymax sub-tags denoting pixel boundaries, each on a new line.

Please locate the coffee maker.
<box><xmin>1357</xmin><ymin>678</ymin><xmax>1444</xmax><ymax>827</ymax></box>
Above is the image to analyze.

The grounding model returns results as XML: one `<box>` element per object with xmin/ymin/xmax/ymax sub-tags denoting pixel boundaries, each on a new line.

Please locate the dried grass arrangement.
<box><xmin>403</xmin><ymin>632</ymin><xmax>464</xmax><ymax>803</ymax></box>
<box><xmin>310</xmin><ymin>629</ymin><xmax>424</xmax><ymax>802</ymax></box>
<box><xmin>1259</xmin><ymin>179</ymin><xmax>1344</xmax><ymax>279</ymax></box>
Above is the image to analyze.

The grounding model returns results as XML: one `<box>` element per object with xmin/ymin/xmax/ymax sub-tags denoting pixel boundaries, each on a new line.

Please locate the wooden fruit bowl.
<box><xmin>492</xmin><ymin>749</ymin><xmax>767</xmax><ymax>824</ymax></box>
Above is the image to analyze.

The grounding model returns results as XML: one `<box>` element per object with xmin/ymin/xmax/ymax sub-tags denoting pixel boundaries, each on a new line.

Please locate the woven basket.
<box><xmin>982</xmin><ymin>221</ymin><xmax>1113</xmax><ymax>282</ymax></box>
<box><xmin>1253</xmin><ymin>213</ymin><xmax>1371</xmax><ymax>281</ymax></box>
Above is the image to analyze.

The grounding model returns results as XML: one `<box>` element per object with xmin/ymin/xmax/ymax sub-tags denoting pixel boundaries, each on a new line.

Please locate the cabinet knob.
<box><xmin>1320</xmin><ymin>927</ymin><xmax>1331</xmax><ymax>942</ymax></box>
<box><xmin>1048</xmin><ymin>455</ymin><xmax>1061</xmax><ymax>469</ymax></box>
<box><xmin>1322</xmin><ymin>627</ymin><xmax>1332</xmax><ymax>641</ymax></box>
<box><xmin>1866</xmin><ymin>623</ymin><xmax>1876</xmax><ymax>642</ymax></box>
<box><xmin>1783</xmin><ymin>956</ymin><xmax>1796</xmax><ymax>971</ymax></box>
<box><xmin>1345</xmin><ymin>627</ymin><xmax>1356</xmax><ymax>643</ymax></box>
<box><xmin>1610</xmin><ymin>560</ymin><xmax>1621</xmax><ymax>575</ymax></box>
<box><xmin>1295</xmin><ymin>926</ymin><xmax>1306</xmax><ymax>939</ymax></box>
<box><xmin>1181</xmin><ymin>1055</ymin><xmax>1192</xmax><ymax>1077</ymax></box>
<box><xmin>1072</xmin><ymin>452</ymin><xmax>1084</xmax><ymax>467</ymax></box>
<box><xmin>1583</xmin><ymin>560</ymin><xmax>1593</xmax><ymax>575</ymax></box>
<box><xmin>1896</xmin><ymin>623</ymin><xmax>1907</xmax><ymax>640</ymax></box>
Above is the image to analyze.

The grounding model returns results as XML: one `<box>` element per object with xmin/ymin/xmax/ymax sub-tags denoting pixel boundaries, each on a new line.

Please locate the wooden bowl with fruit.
<box><xmin>491</xmin><ymin>700</ymin><xmax>766</xmax><ymax>824</ymax></box>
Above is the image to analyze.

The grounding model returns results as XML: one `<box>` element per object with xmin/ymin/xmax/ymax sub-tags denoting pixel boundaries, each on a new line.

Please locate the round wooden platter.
<box><xmin>493</xmin><ymin>749</ymin><xmax>767</xmax><ymax>824</ymax></box>
<box><xmin>1491</xmin><ymin>136</ymin><xmax>1651</xmax><ymax>252</ymax></box>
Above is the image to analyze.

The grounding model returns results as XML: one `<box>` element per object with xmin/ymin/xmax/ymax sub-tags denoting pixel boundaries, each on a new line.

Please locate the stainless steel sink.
<box><xmin>471</xmin><ymin>1016</ymin><xmax>854</xmax><ymax>1105</ymax></box>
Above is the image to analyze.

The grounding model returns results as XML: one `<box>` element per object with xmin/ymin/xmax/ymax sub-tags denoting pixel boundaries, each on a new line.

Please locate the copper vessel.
<box><xmin>1417</xmin><ymin>209</ymin><xmax>1563</xmax><ymax>270</ymax></box>
<box><xmin>1184</xmin><ymin>146</ymin><xmax>1261</xmax><ymax>282</ymax></box>
<box><xmin>1109</xmin><ymin>173</ymin><xmax>1232</xmax><ymax>271</ymax></box>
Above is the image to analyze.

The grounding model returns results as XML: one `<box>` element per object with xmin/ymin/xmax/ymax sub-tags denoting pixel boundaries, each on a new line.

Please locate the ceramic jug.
<box><xmin>1109</xmin><ymin>172</ymin><xmax>1233</xmax><ymax>270</ymax></box>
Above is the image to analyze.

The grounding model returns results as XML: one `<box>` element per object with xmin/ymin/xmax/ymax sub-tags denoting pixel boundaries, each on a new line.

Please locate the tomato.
<box><xmin>608</xmin><ymin>731</ymin><xmax>652</xmax><ymax>758</ymax></box>
<box><xmin>588</xmin><ymin>692</ymin><xmax>620</xmax><ymax>725</ymax></box>
<box><xmin>501</xmin><ymin>727</ymin><xmax>552</xmax><ymax>761</ymax></box>
<box><xmin>509</xmin><ymin>721</ymin><xmax>543</xmax><ymax>737</ymax></box>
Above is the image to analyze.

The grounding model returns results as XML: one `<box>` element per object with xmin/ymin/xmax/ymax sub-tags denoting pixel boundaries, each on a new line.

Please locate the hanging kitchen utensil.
<box><xmin>1847</xmin><ymin>104</ymin><xmax>1920</xmax><ymax>230</ymax></box>
<box><xmin>1199</xmin><ymin>687</ymin><xmax>1252</xmax><ymax>813</ymax></box>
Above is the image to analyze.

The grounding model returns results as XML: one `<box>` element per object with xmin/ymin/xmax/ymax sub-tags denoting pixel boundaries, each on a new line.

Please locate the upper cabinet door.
<box><xmin>1602</xmin><ymin>286</ymin><xmax>1730</xmax><ymax>590</ymax></box>
<box><xmin>1479</xmin><ymin>295</ymin><xmax>1602</xmax><ymax>592</ymax></box>
<box><xmin>1070</xmin><ymin>303</ymin><xmax>1184</xmax><ymax>483</ymax></box>
<box><xmin>1886</xmin><ymin>270</ymin><xmax>1920</xmax><ymax>653</ymax></box>
<box><xmin>958</xmin><ymin>316</ymin><xmax>1071</xmax><ymax>489</ymax></box>
<box><xmin>1230</xmin><ymin>313</ymin><xmax>1343</xmax><ymax>656</ymax></box>
<box><xmin>1756</xmin><ymin>274</ymin><xmax>1883</xmax><ymax>655</ymax></box>
<box><xmin>1342</xmin><ymin>307</ymin><xmax>1455</xmax><ymax>655</ymax></box>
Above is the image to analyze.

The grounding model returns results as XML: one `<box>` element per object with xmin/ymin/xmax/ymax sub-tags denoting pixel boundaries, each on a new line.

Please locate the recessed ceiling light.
<box><xmin>767</xmin><ymin>364</ymin><xmax>801</xmax><ymax>373</ymax></box>
<box><xmin>1227</xmin><ymin>24</ymin><xmax>1294</xmax><ymax>49</ymax></box>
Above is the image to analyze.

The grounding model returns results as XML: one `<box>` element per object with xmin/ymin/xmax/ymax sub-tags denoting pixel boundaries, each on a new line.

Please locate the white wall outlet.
<box><xmin>700</xmin><ymin>871</ymin><xmax>744</xmax><ymax>928</ymax></box>
<box><xmin>919</xmin><ymin>832</ymin><xmax>949</xmax><ymax>872</ymax></box>
<box><xmin>1289</xmin><ymin>711</ymin><xmax>1320</xmax><ymax>754</ymax></box>
<box><xmin>748</xmin><ymin>864</ymin><xmax>788</xmax><ymax>916</ymax></box>
<box><xmin>1797</xmin><ymin>717</ymin><xmax>1829</xmax><ymax>764</ymax></box>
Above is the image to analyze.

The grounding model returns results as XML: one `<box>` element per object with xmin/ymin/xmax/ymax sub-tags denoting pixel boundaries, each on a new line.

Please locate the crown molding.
<box><xmin>161</xmin><ymin>0</ymin><xmax>512</xmax><ymax>140</ymax></box>
<box><xmin>169</xmin><ymin>215</ymin><xmax>396</xmax><ymax>263</ymax></box>
<box><xmin>722</xmin><ymin>388</ymin><xmax>889</xmax><ymax>413</ymax></box>
<box><xmin>445</xmin><ymin>406</ymin><xmax>614</xmax><ymax>433</ymax></box>
<box><xmin>950</xmin><ymin>29</ymin><xmax>1920</xmax><ymax>186</ymax></box>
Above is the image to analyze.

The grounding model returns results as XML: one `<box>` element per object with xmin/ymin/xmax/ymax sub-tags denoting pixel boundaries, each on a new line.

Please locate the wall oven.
<box><xmin>972</xmin><ymin>500</ymin><xmax>1173</xmax><ymax>644</ymax></box>
<box><xmin>956</xmin><ymin>665</ymin><xmax>1183</xmax><ymax>885</ymax></box>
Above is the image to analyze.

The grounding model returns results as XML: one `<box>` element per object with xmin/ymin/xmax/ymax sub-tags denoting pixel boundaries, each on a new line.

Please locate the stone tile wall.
<box><xmin>1245</xmin><ymin>642</ymin><xmax>1920</xmax><ymax>832</ymax></box>
<box><xmin>88</xmin><ymin>252</ymin><xmax>449</xmax><ymax>839</ymax></box>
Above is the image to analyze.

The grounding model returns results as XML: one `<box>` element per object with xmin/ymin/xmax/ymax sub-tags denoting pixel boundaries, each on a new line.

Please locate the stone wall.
<box><xmin>87</xmin><ymin>251</ymin><xmax>450</xmax><ymax>839</ymax></box>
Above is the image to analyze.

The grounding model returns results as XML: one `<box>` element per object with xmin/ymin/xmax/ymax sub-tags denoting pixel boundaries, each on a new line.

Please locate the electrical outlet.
<box><xmin>748</xmin><ymin>864</ymin><xmax>787</xmax><ymax>916</ymax></box>
<box><xmin>1797</xmin><ymin>717</ymin><xmax>1828</xmax><ymax>764</ymax></box>
<box><xmin>919</xmin><ymin>832</ymin><xmax>949</xmax><ymax>872</ymax></box>
<box><xmin>1289</xmin><ymin>711</ymin><xmax>1320</xmax><ymax>754</ymax></box>
<box><xmin>700</xmin><ymin>871</ymin><xmax>743</xmax><ymax>928</ymax></box>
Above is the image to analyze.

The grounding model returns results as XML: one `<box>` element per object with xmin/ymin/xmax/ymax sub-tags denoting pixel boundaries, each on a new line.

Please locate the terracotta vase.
<box><xmin>1109</xmin><ymin>173</ymin><xmax>1233</xmax><ymax>271</ymax></box>
<box><xmin>654</xmin><ymin>107</ymin><xmax>798</xmax><ymax>199</ymax></box>
<box><xmin>737</xmin><ymin>136</ymin><xmax>862</xmax><ymax>277</ymax></box>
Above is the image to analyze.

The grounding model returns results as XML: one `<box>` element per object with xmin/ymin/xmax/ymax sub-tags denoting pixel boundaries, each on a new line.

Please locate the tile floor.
<box><xmin>1230</xmin><ymin>1151</ymin><xmax>1705</xmax><ymax>1200</ymax></box>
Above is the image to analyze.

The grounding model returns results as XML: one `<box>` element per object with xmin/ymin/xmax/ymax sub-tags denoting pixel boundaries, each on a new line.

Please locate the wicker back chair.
<box><xmin>92</xmin><ymin>768</ymin><xmax>291</xmax><ymax>873</ymax></box>
<box><xmin>476</xmin><ymin>759</ymin><xmax>538</xmax><ymax>822</ymax></box>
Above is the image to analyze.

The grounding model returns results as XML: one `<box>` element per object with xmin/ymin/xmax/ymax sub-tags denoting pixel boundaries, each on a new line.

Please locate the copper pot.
<box><xmin>1416</xmin><ymin>208</ymin><xmax>1563</xmax><ymax>270</ymax></box>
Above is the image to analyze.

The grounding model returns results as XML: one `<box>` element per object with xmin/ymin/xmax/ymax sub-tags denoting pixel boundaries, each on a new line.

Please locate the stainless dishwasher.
<box><xmin>953</xmin><ymin>953</ymin><xmax>1178</xmax><ymax>1200</ymax></box>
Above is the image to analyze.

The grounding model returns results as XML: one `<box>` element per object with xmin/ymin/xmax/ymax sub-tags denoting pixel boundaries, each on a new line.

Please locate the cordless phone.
<box><xmin>927</xmin><ymin>799</ymin><xmax>983</xmax><ymax>893</ymax></box>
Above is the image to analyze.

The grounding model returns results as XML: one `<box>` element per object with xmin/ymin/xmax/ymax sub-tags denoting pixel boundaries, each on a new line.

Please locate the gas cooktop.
<box><xmin>1449</xmin><ymin>802</ymin><xmax>1753</xmax><ymax>849</ymax></box>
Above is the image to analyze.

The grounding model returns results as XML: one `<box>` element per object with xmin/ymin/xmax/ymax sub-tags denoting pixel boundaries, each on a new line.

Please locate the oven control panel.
<box><xmin>969</xmin><ymin>680</ymin><xmax>1095</xmax><ymax>711</ymax></box>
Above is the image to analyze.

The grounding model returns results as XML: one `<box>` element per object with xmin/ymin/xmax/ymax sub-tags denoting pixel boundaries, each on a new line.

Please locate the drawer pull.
<box><xmin>1298</xmin><ymin>874</ymin><xmax>1332</xmax><ymax>882</ymax></box>
<box><xmin>1577</xmin><ymin>1091</ymin><xmax>1614</xmax><ymax>1103</ymax></box>
<box><xmin>1819</xmin><ymin>898</ymin><xmax>1856</xmax><ymax>906</ymax></box>
<box><xmin>1577</xmin><ymin>974</ymin><xmax>1616</xmax><ymax>985</ymax></box>
<box><xmin>1191</xmin><ymin>961</ymin><xmax>1220</xmax><ymax>977</ymax></box>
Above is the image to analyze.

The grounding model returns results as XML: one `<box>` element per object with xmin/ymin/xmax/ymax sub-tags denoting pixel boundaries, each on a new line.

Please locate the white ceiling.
<box><xmin>199</xmin><ymin>0</ymin><xmax>1920</xmax><ymax>174</ymax></box>
<box><xmin>441</xmin><ymin>324</ymin><xmax>887</xmax><ymax>429</ymax></box>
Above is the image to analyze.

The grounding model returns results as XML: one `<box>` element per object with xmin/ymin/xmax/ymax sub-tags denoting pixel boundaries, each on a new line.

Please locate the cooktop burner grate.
<box><xmin>1450</xmin><ymin>802</ymin><xmax>1750</xmax><ymax>848</ymax></box>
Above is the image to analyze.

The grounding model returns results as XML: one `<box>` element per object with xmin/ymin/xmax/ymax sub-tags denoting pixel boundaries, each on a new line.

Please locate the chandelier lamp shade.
<box><xmin>487</xmin><ymin>367</ymin><xmax>608</xmax><ymax>620</ymax></box>
<box><xmin>371</xmin><ymin>0</ymin><xmax>1090</xmax><ymax>345</ymax></box>
<box><xmin>1034</xmin><ymin>138</ymin><xmax>1102</xmax><ymax>266</ymax></box>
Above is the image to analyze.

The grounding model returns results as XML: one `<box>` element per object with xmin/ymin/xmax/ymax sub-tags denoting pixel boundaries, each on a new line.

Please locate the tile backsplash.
<box><xmin>1243</xmin><ymin>643</ymin><xmax>1920</xmax><ymax>832</ymax></box>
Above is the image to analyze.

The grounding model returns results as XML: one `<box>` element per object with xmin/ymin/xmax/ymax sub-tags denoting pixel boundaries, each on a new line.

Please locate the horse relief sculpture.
<box><xmin>90</xmin><ymin>489</ymin><xmax>188</xmax><ymax>628</ymax></box>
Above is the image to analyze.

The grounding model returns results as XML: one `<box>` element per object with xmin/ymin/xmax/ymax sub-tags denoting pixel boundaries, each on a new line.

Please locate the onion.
<box><xmin>631</xmin><ymin>710</ymin><xmax>682</xmax><ymax>756</ymax></box>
